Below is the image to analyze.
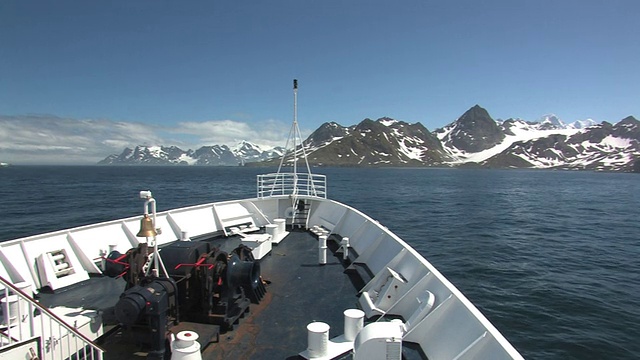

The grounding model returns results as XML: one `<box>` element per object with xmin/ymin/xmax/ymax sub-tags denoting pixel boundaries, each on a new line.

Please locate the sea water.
<box><xmin>1</xmin><ymin>166</ymin><xmax>639</xmax><ymax>359</ymax></box>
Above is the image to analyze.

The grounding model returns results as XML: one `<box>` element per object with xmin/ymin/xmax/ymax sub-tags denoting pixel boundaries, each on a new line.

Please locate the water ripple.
<box><xmin>1</xmin><ymin>167</ymin><xmax>639</xmax><ymax>359</ymax></box>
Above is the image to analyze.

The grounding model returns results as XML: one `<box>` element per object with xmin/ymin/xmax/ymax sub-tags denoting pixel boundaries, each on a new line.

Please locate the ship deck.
<box><xmin>38</xmin><ymin>229</ymin><xmax>365</xmax><ymax>360</ymax></box>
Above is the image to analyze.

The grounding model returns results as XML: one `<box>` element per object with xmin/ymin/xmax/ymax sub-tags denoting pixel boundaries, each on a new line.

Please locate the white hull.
<box><xmin>0</xmin><ymin>193</ymin><xmax>523</xmax><ymax>359</ymax></box>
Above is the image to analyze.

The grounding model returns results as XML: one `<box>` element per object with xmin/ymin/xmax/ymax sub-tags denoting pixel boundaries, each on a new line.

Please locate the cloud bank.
<box><xmin>172</xmin><ymin>119</ymin><xmax>291</xmax><ymax>148</ymax></box>
<box><xmin>0</xmin><ymin>114</ymin><xmax>298</xmax><ymax>164</ymax></box>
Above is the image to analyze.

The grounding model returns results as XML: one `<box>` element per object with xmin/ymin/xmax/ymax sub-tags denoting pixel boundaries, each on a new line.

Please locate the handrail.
<box><xmin>257</xmin><ymin>172</ymin><xmax>327</xmax><ymax>199</ymax></box>
<box><xmin>0</xmin><ymin>275</ymin><xmax>104</xmax><ymax>359</ymax></box>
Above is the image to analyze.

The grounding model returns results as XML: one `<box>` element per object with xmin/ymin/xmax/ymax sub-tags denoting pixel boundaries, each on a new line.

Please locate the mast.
<box><xmin>273</xmin><ymin>79</ymin><xmax>316</xmax><ymax>201</ymax></box>
<box><xmin>293</xmin><ymin>79</ymin><xmax>298</xmax><ymax>178</ymax></box>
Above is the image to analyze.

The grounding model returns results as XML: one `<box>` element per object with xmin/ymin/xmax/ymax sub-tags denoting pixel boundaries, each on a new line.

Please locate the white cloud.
<box><xmin>0</xmin><ymin>114</ymin><xmax>305</xmax><ymax>164</ymax></box>
<box><xmin>0</xmin><ymin>115</ymin><xmax>165</xmax><ymax>164</ymax></box>
<box><xmin>172</xmin><ymin>118</ymin><xmax>297</xmax><ymax>148</ymax></box>
<box><xmin>175</xmin><ymin>120</ymin><xmax>256</xmax><ymax>144</ymax></box>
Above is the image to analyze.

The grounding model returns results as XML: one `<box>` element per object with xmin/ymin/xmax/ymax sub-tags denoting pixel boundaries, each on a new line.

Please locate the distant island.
<box><xmin>99</xmin><ymin>105</ymin><xmax>640</xmax><ymax>172</ymax></box>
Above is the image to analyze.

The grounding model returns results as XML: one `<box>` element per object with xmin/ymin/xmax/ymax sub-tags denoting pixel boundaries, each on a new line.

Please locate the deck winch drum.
<box><xmin>227</xmin><ymin>253</ymin><xmax>261</xmax><ymax>291</ymax></box>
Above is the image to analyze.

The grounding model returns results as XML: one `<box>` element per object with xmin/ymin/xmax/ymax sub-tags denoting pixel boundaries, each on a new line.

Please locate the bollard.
<box><xmin>344</xmin><ymin>308</ymin><xmax>365</xmax><ymax>341</ymax></box>
<box><xmin>307</xmin><ymin>322</ymin><xmax>330</xmax><ymax>358</ymax></box>
<box><xmin>171</xmin><ymin>330</ymin><xmax>202</xmax><ymax>360</ymax></box>
<box><xmin>318</xmin><ymin>234</ymin><xmax>328</xmax><ymax>265</ymax></box>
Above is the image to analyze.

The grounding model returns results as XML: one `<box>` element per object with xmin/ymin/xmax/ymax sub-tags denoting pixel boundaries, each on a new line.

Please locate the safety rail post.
<box><xmin>0</xmin><ymin>275</ymin><xmax>104</xmax><ymax>360</ymax></box>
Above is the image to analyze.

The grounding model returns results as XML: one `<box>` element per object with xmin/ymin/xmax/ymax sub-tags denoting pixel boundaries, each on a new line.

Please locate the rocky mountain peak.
<box><xmin>539</xmin><ymin>114</ymin><xmax>563</xmax><ymax>124</ymax></box>
<box><xmin>304</xmin><ymin>121</ymin><xmax>350</xmax><ymax>149</ymax></box>
<box><xmin>618</xmin><ymin>116</ymin><xmax>639</xmax><ymax>126</ymax></box>
<box><xmin>611</xmin><ymin>116</ymin><xmax>640</xmax><ymax>139</ymax></box>
<box><xmin>457</xmin><ymin>105</ymin><xmax>494</xmax><ymax>127</ymax></box>
<box><xmin>355</xmin><ymin>118</ymin><xmax>381</xmax><ymax>130</ymax></box>
<box><xmin>377</xmin><ymin>117</ymin><xmax>399</xmax><ymax>126</ymax></box>
<box><xmin>441</xmin><ymin>104</ymin><xmax>505</xmax><ymax>153</ymax></box>
<box><xmin>301</xmin><ymin>116</ymin><xmax>450</xmax><ymax>166</ymax></box>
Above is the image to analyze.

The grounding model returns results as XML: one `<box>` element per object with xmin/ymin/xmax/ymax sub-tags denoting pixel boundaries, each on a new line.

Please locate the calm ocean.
<box><xmin>1</xmin><ymin>166</ymin><xmax>639</xmax><ymax>359</ymax></box>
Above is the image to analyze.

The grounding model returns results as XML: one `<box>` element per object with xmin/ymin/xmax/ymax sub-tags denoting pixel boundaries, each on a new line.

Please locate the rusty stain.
<box><xmin>201</xmin><ymin>291</ymin><xmax>274</xmax><ymax>359</ymax></box>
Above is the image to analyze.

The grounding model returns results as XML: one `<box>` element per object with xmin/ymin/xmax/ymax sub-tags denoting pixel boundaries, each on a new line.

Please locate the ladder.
<box><xmin>292</xmin><ymin>199</ymin><xmax>310</xmax><ymax>229</ymax></box>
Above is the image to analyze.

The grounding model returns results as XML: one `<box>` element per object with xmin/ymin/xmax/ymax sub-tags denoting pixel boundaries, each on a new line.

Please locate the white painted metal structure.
<box><xmin>0</xmin><ymin>190</ymin><xmax>524</xmax><ymax>360</ymax></box>
<box><xmin>0</xmin><ymin>276</ymin><xmax>104</xmax><ymax>360</ymax></box>
<box><xmin>257</xmin><ymin>172</ymin><xmax>327</xmax><ymax>199</ymax></box>
<box><xmin>274</xmin><ymin>79</ymin><xmax>318</xmax><ymax>211</ymax></box>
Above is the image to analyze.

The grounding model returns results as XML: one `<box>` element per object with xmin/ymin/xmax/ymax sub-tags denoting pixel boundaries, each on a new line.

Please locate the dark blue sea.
<box><xmin>1</xmin><ymin>166</ymin><xmax>639</xmax><ymax>359</ymax></box>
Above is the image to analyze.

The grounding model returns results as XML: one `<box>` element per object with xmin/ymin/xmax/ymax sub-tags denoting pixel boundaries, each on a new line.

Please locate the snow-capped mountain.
<box><xmin>231</xmin><ymin>141</ymin><xmax>285</xmax><ymax>163</ymax></box>
<box><xmin>304</xmin><ymin>122</ymin><xmax>351</xmax><ymax>151</ymax></box>
<box><xmin>568</xmin><ymin>119</ymin><xmax>598</xmax><ymax>129</ymax></box>
<box><xmin>98</xmin><ymin>146</ymin><xmax>195</xmax><ymax>165</ymax></box>
<box><xmin>536</xmin><ymin>114</ymin><xmax>597</xmax><ymax>130</ymax></box>
<box><xmin>445</xmin><ymin>109</ymin><xmax>639</xmax><ymax>171</ymax></box>
<box><xmin>537</xmin><ymin>114</ymin><xmax>566</xmax><ymax>129</ymax></box>
<box><xmin>484</xmin><ymin>116</ymin><xmax>640</xmax><ymax>171</ymax></box>
<box><xmin>300</xmin><ymin>117</ymin><xmax>449</xmax><ymax>166</ymax></box>
<box><xmin>98</xmin><ymin>142</ymin><xmax>284</xmax><ymax>166</ymax></box>
<box><xmin>438</xmin><ymin>114</ymin><xmax>581</xmax><ymax>165</ymax></box>
<box><xmin>99</xmin><ymin>107</ymin><xmax>639</xmax><ymax>171</ymax></box>
<box><xmin>191</xmin><ymin>145</ymin><xmax>237</xmax><ymax>165</ymax></box>
<box><xmin>435</xmin><ymin>105</ymin><xmax>506</xmax><ymax>155</ymax></box>
<box><xmin>295</xmin><ymin>106</ymin><xmax>637</xmax><ymax>171</ymax></box>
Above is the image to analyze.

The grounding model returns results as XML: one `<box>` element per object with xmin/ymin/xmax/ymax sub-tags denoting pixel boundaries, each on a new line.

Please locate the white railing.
<box><xmin>257</xmin><ymin>173</ymin><xmax>327</xmax><ymax>199</ymax></box>
<box><xmin>0</xmin><ymin>276</ymin><xmax>104</xmax><ymax>360</ymax></box>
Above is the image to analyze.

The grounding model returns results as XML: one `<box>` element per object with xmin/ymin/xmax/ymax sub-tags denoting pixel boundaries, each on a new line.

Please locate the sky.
<box><xmin>1</xmin><ymin>0</ymin><xmax>638</xmax><ymax>164</ymax></box>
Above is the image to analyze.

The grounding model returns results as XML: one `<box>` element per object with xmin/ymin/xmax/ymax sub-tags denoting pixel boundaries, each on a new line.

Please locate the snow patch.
<box><xmin>447</xmin><ymin>126</ymin><xmax>579</xmax><ymax>164</ymax></box>
<box><xmin>378</xmin><ymin>118</ymin><xmax>398</xmax><ymax>127</ymax></box>
<box><xmin>601</xmin><ymin>135</ymin><xmax>632</xmax><ymax>149</ymax></box>
<box><xmin>397</xmin><ymin>139</ymin><xmax>424</xmax><ymax>160</ymax></box>
<box><xmin>178</xmin><ymin>154</ymin><xmax>198</xmax><ymax>165</ymax></box>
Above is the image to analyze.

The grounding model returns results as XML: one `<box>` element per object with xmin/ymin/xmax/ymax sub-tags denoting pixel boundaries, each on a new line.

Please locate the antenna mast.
<box><xmin>276</xmin><ymin>79</ymin><xmax>312</xmax><ymax>174</ymax></box>
<box><xmin>293</xmin><ymin>79</ymin><xmax>298</xmax><ymax>177</ymax></box>
<box><xmin>274</xmin><ymin>79</ymin><xmax>316</xmax><ymax>203</ymax></box>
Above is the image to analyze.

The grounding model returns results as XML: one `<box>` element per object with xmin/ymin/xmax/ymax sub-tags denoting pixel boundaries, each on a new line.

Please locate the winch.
<box><xmin>107</xmin><ymin>241</ymin><xmax>266</xmax><ymax>359</ymax></box>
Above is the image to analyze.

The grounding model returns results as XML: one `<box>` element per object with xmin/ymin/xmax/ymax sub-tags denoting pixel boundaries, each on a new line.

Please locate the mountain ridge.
<box><xmin>98</xmin><ymin>106</ymin><xmax>639</xmax><ymax>172</ymax></box>
<box><xmin>98</xmin><ymin>142</ymin><xmax>285</xmax><ymax>166</ymax></box>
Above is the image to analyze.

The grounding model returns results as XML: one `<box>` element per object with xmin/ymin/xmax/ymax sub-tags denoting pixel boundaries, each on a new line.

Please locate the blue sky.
<box><xmin>1</xmin><ymin>1</ymin><xmax>638</xmax><ymax>163</ymax></box>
